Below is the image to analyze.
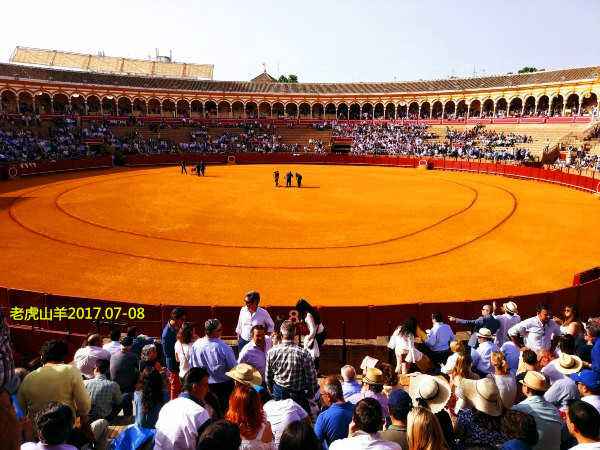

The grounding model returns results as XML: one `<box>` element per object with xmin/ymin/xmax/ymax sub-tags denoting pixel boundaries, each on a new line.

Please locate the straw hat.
<box><xmin>503</xmin><ymin>301</ymin><xmax>518</xmax><ymax>314</ymax></box>
<box><xmin>456</xmin><ymin>377</ymin><xmax>503</xmax><ymax>416</ymax></box>
<box><xmin>553</xmin><ymin>353</ymin><xmax>582</xmax><ymax>375</ymax></box>
<box><xmin>363</xmin><ymin>367</ymin><xmax>384</xmax><ymax>385</ymax></box>
<box><xmin>476</xmin><ymin>328</ymin><xmax>494</xmax><ymax>339</ymax></box>
<box><xmin>408</xmin><ymin>374</ymin><xmax>451</xmax><ymax>413</ymax></box>
<box><xmin>225</xmin><ymin>364</ymin><xmax>262</xmax><ymax>387</ymax></box>
<box><xmin>520</xmin><ymin>371</ymin><xmax>549</xmax><ymax>392</ymax></box>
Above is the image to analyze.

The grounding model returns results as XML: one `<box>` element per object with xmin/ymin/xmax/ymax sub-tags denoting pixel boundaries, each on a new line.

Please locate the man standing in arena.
<box><xmin>181</xmin><ymin>160</ymin><xmax>187</xmax><ymax>174</ymax></box>
<box><xmin>200</xmin><ymin>160</ymin><xmax>206</xmax><ymax>176</ymax></box>
<box><xmin>285</xmin><ymin>170</ymin><xmax>293</xmax><ymax>187</ymax></box>
<box><xmin>196</xmin><ymin>161</ymin><xmax>201</xmax><ymax>177</ymax></box>
<box><xmin>295</xmin><ymin>172</ymin><xmax>303</xmax><ymax>188</ymax></box>
<box><xmin>273</xmin><ymin>170</ymin><xmax>280</xmax><ymax>187</ymax></box>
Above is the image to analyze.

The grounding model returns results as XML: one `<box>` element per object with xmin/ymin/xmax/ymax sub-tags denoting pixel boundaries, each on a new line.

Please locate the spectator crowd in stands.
<box><xmin>3</xmin><ymin>292</ymin><xmax>600</xmax><ymax>450</ymax></box>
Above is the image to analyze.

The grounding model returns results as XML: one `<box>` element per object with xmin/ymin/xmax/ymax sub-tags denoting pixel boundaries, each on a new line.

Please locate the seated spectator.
<box><xmin>197</xmin><ymin>420</ymin><xmax>242</xmax><ymax>450</ymax></box>
<box><xmin>134</xmin><ymin>367</ymin><xmax>169</xmax><ymax>429</ymax></box>
<box><xmin>329</xmin><ymin>397</ymin><xmax>400</xmax><ymax>449</ymax></box>
<box><xmin>571</xmin><ymin>370</ymin><xmax>600</xmax><ymax>414</ymax></box>
<box><xmin>174</xmin><ymin>321</ymin><xmax>197</xmax><ymax>381</ymax></box>
<box><xmin>226</xmin><ymin>363</ymin><xmax>263</xmax><ymax>389</ymax></box>
<box><xmin>516</xmin><ymin>349</ymin><xmax>539</xmax><ymax>383</ymax></box>
<box><xmin>442</xmin><ymin>340</ymin><xmax>466</xmax><ymax>376</ymax></box>
<box><xmin>379</xmin><ymin>363</ymin><xmax>401</xmax><ymax>396</ymax></box>
<box><xmin>258</xmin><ymin>386</ymin><xmax>309</xmax><ymax>448</ymax></box>
<box><xmin>74</xmin><ymin>334</ymin><xmax>111</xmax><ymax>380</ymax></box>
<box><xmin>84</xmin><ymin>359</ymin><xmax>122</xmax><ymax>422</ymax></box>
<box><xmin>406</xmin><ymin>407</ymin><xmax>447</xmax><ymax>450</ymax></box>
<box><xmin>347</xmin><ymin>367</ymin><xmax>389</xmax><ymax>419</ymax></box>
<box><xmin>511</xmin><ymin>371</ymin><xmax>561</xmax><ymax>450</ymax></box>
<box><xmin>565</xmin><ymin>399</ymin><xmax>600</xmax><ymax>449</ymax></box>
<box><xmin>110</xmin><ymin>336</ymin><xmax>139</xmax><ymax>416</ymax></box>
<box><xmin>450</xmin><ymin>351</ymin><xmax>480</xmax><ymax>392</ymax></box>
<box><xmin>500</xmin><ymin>340</ymin><xmax>521</xmax><ymax>375</ymax></box>
<box><xmin>139</xmin><ymin>344</ymin><xmax>161</xmax><ymax>372</ymax></box>
<box><xmin>380</xmin><ymin>390</ymin><xmax>412</xmax><ymax>449</ymax></box>
<box><xmin>102</xmin><ymin>329</ymin><xmax>122</xmax><ymax>355</ymax></box>
<box><xmin>500</xmin><ymin>410</ymin><xmax>539</xmax><ymax>450</ymax></box>
<box><xmin>544</xmin><ymin>355</ymin><xmax>581</xmax><ymax>410</ymax></box>
<box><xmin>543</xmin><ymin>339</ymin><xmax>580</xmax><ymax>385</ymax></box>
<box><xmin>21</xmin><ymin>401</ymin><xmax>77</xmax><ymax>450</ymax></box>
<box><xmin>127</xmin><ymin>326</ymin><xmax>155</xmax><ymax>359</ymax></box>
<box><xmin>474</xmin><ymin>328</ymin><xmax>500</xmax><ymax>377</ymax></box>
<box><xmin>224</xmin><ymin>384</ymin><xmax>274</xmax><ymax>448</ymax></box>
<box><xmin>487</xmin><ymin>351</ymin><xmax>517</xmax><ymax>409</ymax></box>
<box><xmin>314</xmin><ymin>376</ymin><xmax>354</xmax><ymax>448</ymax></box>
<box><xmin>279</xmin><ymin>420</ymin><xmax>320</xmax><ymax>450</ymax></box>
<box><xmin>340</xmin><ymin>365</ymin><xmax>361</xmax><ymax>400</ymax></box>
<box><xmin>454</xmin><ymin>378</ymin><xmax>508</xmax><ymax>449</ymax></box>
<box><xmin>154</xmin><ymin>367</ymin><xmax>212</xmax><ymax>450</ymax></box>
<box><xmin>578</xmin><ymin>323</ymin><xmax>597</xmax><ymax>366</ymax></box>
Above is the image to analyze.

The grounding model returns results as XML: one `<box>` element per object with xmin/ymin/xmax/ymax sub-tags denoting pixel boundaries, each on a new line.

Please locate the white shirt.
<box><xmin>570</xmin><ymin>444</ymin><xmax>600</xmax><ymax>449</ymax></box>
<box><xmin>508</xmin><ymin>316</ymin><xmax>561</xmax><ymax>353</ymax></box>
<box><xmin>74</xmin><ymin>346</ymin><xmax>111</xmax><ymax>379</ymax></box>
<box><xmin>541</xmin><ymin>361</ymin><xmax>566</xmax><ymax>385</ymax></box>
<box><xmin>174</xmin><ymin>341</ymin><xmax>193</xmax><ymax>378</ymax></box>
<box><xmin>263</xmin><ymin>398</ymin><xmax>308</xmax><ymax>447</ymax></box>
<box><xmin>329</xmin><ymin>430</ymin><xmax>401</xmax><ymax>450</ymax></box>
<box><xmin>102</xmin><ymin>341</ymin><xmax>122</xmax><ymax>356</ymax></box>
<box><xmin>442</xmin><ymin>352</ymin><xmax>460</xmax><ymax>374</ymax></box>
<box><xmin>424</xmin><ymin>322</ymin><xmax>455</xmax><ymax>351</ymax></box>
<box><xmin>154</xmin><ymin>397</ymin><xmax>210</xmax><ymax>450</ymax></box>
<box><xmin>582</xmin><ymin>395</ymin><xmax>600</xmax><ymax>414</ymax></box>
<box><xmin>475</xmin><ymin>341</ymin><xmax>500</xmax><ymax>374</ymax></box>
<box><xmin>494</xmin><ymin>313</ymin><xmax>521</xmax><ymax>345</ymax></box>
<box><xmin>238</xmin><ymin>336</ymin><xmax>272</xmax><ymax>379</ymax></box>
<box><xmin>487</xmin><ymin>373</ymin><xmax>517</xmax><ymax>409</ymax></box>
<box><xmin>236</xmin><ymin>306</ymin><xmax>275</xmax><ymax>341</ymax></box>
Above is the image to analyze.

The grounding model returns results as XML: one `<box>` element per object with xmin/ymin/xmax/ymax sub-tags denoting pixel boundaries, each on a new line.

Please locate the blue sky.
<box><xmin>1</xmin><ymin>0</ymin><xmax>595</xmax><ymax>82</ymax></box>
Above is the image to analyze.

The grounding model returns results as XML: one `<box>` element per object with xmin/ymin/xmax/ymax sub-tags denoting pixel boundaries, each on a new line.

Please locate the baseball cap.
<box><xmin>571</xmin><ymin>370</ymin><xmax>600</xmax><ymax>389</ymax></box>
<box><xmin>388</xmin><ymin>389</ymin><xmax>412</xmax><ymax>408</ymax></box>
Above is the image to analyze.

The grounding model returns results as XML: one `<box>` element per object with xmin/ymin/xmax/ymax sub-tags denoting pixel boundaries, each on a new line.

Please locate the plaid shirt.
<box><xmin>266</xmin><ymin>340</ymin><xmax>318</xmax><ymax>393</ymax></box>
<box><xmin>0</xmin><ymin>308</ymin><xmax>15</xmax><ymax>388</ymax></box>
<box><xmin>84</xmin><ymin>374</ymin><xmax>122</xmax><ymax>421</ymax></box>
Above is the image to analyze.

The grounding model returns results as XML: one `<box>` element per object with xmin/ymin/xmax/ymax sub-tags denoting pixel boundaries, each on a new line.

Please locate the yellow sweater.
<box><xmin>16</xmin><ymin>364</ymin><xmax>91</xmax><ymax>422</ymax></box>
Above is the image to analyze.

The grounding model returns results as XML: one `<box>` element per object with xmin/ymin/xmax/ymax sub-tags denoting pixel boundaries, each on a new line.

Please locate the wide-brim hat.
<box><xmin>363</xmin><ymin>367</ymin><xmax>384</xmax><ymax>385</ymax></box>
<box><xmin>456</xmin><ymin>377</ymin><xmax>503</xmax><ymax>416</ymax></box>
<box><xmin>476</xmin><ymin>328</ymin><xmax>494</xmax><ymax>339</ymax></box>
<box><xmin>504</xmin><ymin>301</ymin><xmax>518</xmax><ymax>314</ymax></box>
<box><xmin>520</xmin><ymin>370</ymin><xmax>549</xmax><ymax>392</ymax></box>
<box><xmin>554</xmin><ymin>353</ymin><xmax>583</xmax><ymax>375</ymax></box>
<box><xmin>408</xmin><ymin>374</ymin><xmax>451</xmax><ymax>413</ymax></box>
<box><xmin>226</xmin><ymin>364</ymin><xmax>262</xmax><ymax>387</ymax></box>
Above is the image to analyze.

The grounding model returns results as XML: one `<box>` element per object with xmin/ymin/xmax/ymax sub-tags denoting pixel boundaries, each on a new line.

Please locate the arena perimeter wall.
<box><xmin>2</xmin><ymin>155</ymin><xmax>600</xmax><ymax>359</ymax></box>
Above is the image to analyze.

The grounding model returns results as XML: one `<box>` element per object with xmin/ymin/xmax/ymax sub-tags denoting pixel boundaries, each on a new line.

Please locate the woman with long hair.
<box><xmin>561</xmin><ymin>305</ymin><xmax>584</xmax><ymax>347</ymax></box>
<box><xmin>225</xmin><ymin>385</ymin><xmax>274</xmax><ymax>449</ymax></box>
<box><xmin>296</xmin><ymin>299</ymin><xmax>327</xmax><ymax>373</ymax></box>
<box><xmin>487</xmin><ymin>351</ymin><xmax>517</xmax><ymax>409</ymax></box>
<box><xmin>133</xmin><ymin>367</ymin><xmax>169</xmax><ymax>429</ymax></box>
<box><xmin>174</xmin><ymin>321</ymin><xmax>197</xmax><ymax>380</ymax></box>
<box><xmin>407</xmin><ymin>407</ymin><xmax>447</xmax><ymax>450</ymax></box>
<box><xmin>441</xmin><ymin>340</ymin><xmax>465</xmax><ymax>377</ymax></box>
<box><xmin>388</xmin><ymin>317</ymin><xmax>422</xmax><ymax>375</ymax></box>
<box><xmin>379</xmin><ymin>362</ymin><xmax>401</xmax><ymax>396</ymax></box>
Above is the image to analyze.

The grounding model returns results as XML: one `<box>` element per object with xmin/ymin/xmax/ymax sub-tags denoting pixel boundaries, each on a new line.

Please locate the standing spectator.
<box><xmin>315</xmin><ymin>376</ymin><xmax>354</xmax><ymax>448</ymax></box>
<box><xmin>17</xmin><ymin>340</ymin><xmax>91</xmax><ymax>433</ymax></box>
<box><xmin>74</xmin><ymin>334</ymin><xmax>111</xmax><ymax>380</ymax></box>
<box><xmin>0</xmin><ymin>306</ymin><xmax>20</xmax><ymax>450</ymax></box>
<box><xmin>190</xmin><ymin>318</ymin><xmax>237</xmax><ymax>413</ymax></box>
<box><xmin>102</xmin><ymin>329</ymin><xmax>122</xmax><ymax>355</ymax></box>
<box><xmin>584</xmin><ymin>320</ymin><xmax>600</xmax><ymax>372</ymax></box>
<box><xmin>154</xmin><ymin>367</ymin><xmax>212</xmax><ymax>450</ymax></box>
<box><xmin>265</xmin><ymin>320</ymin><xmax>318</xmax><ymax>416</ymax></box>
<box><xmin>340</xmin><ymin>365</ymin><xmax>361</xmax><ymax>400</ymax></box>
<box><xmin>449</xmin><ymin>304</ymin><xmax>500</xmax><ymax>348</ymax></box>
<box><xmin>236</xmin><ymin>291</ymin><xmax>274</xmax><ymax>352</ymax></box>
<box><xmin>174</xmin><ymin>321</ymin><xmax>197</xmax><ymax>381</ymax></box>
<box><xmin>388</xmin><ymin>317</ymin><xmax>423</xmax><ymax>375</ymax></box>
<box><xmin>329</xmin><ymin>397</ymin><xmax>401</xmax><ymax>449</ymax></box>
<box><xmin>422</xmin><ymin>311</ymin><xmax>455</xmax><ymax>366</ymax></box>
<box><xmin>380</xmin><ymin>390</ymin><xmax>412</xmax><ymax>449</ymax></box>
<box><xmin>258</xmin><ymin>386</ymin><xmax>309</xmax><ymax>448</ymax></box>
<box><xmin>296</xmin><ymin>299</ymin><xmax>327</xmax><ymax>374</ymax></box>
<box><xmin>406</xmin><ymin>407</ymin><xmax>447</xmax><ymax>450</ymax></box>
<box><xmin>511</xmin><ymin>371</ymin><xmax>561</xmax><ymax>450</ymax></box>
<box><xmin>565</xmin><ymin>400</ymin><xmax>600</xmax><ymax>449</ymax></box>
<box><xmin>134</xmin><ymin>367</ymin><xmax>169</xmax><ymax>429</ymax></box>
<box><xmin>279</xmin><ymin>421</ymin><xmax>320</xmax><ymax>450</ymax></box>
<box><xmin>161</xmin><ymin>307</ymin><xmax>187</xmax><ymax>400</ymax></box>
<box><xmin>571</xmin><ymin>370</ymin><xmax>600</xmax><ymax>414</ymax></box>
<box><xmin>109</xmin><ymin>336</ymin><xmax>139</xmax><ymax>416</ymax></box>
<box><xmin>21</xmin><ymin>402</ymin><xmax>77</xmax><ymax>450</ymax></box>
<box><xmin>508</xmin><ymin>303</ymin><xmax>561</xmax><ymax>354</ymax></box>
<box><xmin>84</xmin><ymin>359</ymin><xmax>122</xmax><ymax>422</ymax></box>
<box><xmin>225</xmin><ymin>385</ymin><xmax>274</xmax><ymax>448</ymax></box>
<box><xmin>347</xmin><ymin>368</ymin><xmax>389</xmax><ymax>420</ymax></box>
<box><xmin>500</xmin><ymin>410</ymin><xmax>539</xmax><ymax>450</ymax></box>
<box><xmin>493</xmin><ymin>301</ymin><xmax>521</xmax><ymax>346</ymax></box>
<box><xmin>474</xmin><ymin>328</ymin><xmax>501</xmax><ymax>377</ymax></box>
<box><xmin>238</xmin><ymin>324</ymin><xmax>272</xmax><ymax>380</ymax></box>
<box><xmin>487</xmin><ymin>351</ymin><xmax>517</xmax><ymax>409</ymax></box>
<box><xmin>197</xmin><ymin>420</ymin><xmax>242</xmax><ymax>450</ymax></box>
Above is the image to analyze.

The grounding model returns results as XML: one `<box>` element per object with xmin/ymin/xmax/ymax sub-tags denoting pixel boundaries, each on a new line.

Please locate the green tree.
<box><xmin>278</xmin><ymin>74</ymin><xmax>298</xmax><ymax>83</ymax></box>
<box><xmin>517</xmin><ymin>67</ymin><xmax>541</xmax><ymax>74</ymax></box>
<box><xmin>278</xmin><ymin>75</ymin><xmax>289</xmax><ymax>83</ymax></box>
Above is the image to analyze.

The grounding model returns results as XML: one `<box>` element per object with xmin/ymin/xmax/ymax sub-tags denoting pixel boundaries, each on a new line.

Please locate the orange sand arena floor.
<box><xmin>1</xmin><ymin>164</ymin><xmax>599</xmax><ymax>307</ymax></box>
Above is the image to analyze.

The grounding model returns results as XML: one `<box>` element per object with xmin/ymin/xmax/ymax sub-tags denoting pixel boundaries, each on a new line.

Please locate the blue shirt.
<box><xmin>315</xmin><ymin>401</ymin><xmax>355</xmax><ymax>448</ymax></box>
<box><xmin>341</xmin><ymin>381</ymin><xmax>361</xmax><ymax>400</ymax></box>
<box><xmin>424</xmin><ymin>322</ymin><xmax>455</xmax><ymax>351</ymax></box>
<box><xmin>134</xmin><ymin>389</ymin><xmax>169</xmax><ymax>429</ymax></box>
<box><xmin>161</xmin><ymin>324</ymin><xmax>178</xmax><ymax>373</ymax></box>
<box><xmin>132</xmin><ymin>337</ymin><xmax>155</xmax><ymax>359</ymax></box>
<box><xmin>592</xmin><ymin>338</ymin><xmax>600</xmax><ymax>374</ymax></box>
<box><xmin>189</xmin><ymin>337</ymin><xmax>237</xmax><ymax>384</ymax></box>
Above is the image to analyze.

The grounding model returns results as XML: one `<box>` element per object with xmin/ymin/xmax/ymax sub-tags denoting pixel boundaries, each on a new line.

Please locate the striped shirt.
<box><xmin>266</xmin><ymin>340</ymin><xmax>318</xmax><ymax>393</ymax></box>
